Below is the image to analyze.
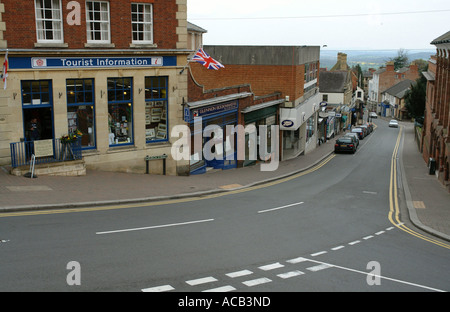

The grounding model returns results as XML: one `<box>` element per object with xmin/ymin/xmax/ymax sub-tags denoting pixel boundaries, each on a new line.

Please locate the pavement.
<box><xmin>1</xmin><ymin>121</ymin><xmax>449</xmax><ymax>242</ymax></box>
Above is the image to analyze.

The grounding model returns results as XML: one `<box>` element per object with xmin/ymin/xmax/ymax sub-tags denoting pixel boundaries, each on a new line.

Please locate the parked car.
<box><xmin>369</xmin><ymin>112</ymin><xmax>378</xmax><ymax>119</ymax></box>
<box><xmin>389</xmin><ymin>120</ymin><xmax>399</xmax><ymax>128</ymax></box>
<box><xmin>335</xmin><ymin>137</ymin><xmax>357</xmax><ymax>154</ymax></box>
<box><xmin>351</xmin><ymin>127</ymin><xmax>364</xmax><ymax>139</ymax></box>
<box><xmin>359</xmin><ymin>124</ymin><xmax>370</xmax><ymax>135</ymax></box>
<box><xmin>355</xmin><ymin>126</ymin><xmax>368</xmax><ymax>137</ymax></box>
<box><xmin>343</xmin><ymin>133</ymin><xmax>359</xmax><ymax>148</ymax></box>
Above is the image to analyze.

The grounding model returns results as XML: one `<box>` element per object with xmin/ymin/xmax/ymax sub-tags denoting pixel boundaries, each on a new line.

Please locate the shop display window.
<box><xmin>145</xmin><ymin>76</ymin><xmax>168</xmax><ymax>143</ymax></box>
<box><xmin>108</xmin><ymin>78</ymin><xmax>133</xmax><ymax>146</ymax></box>
<box><xmin>22</xmin><ymin>80</ymin><xmax>52</xmax><ymax>106</ymax></box>
<box><xmin>66</xmin><ymin>79</ymin><xmax>96</xmax><ymax>149</ymax></box>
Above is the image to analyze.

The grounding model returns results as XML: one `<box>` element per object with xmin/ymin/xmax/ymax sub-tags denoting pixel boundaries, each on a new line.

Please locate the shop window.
<box><xmin>145</xmin><ymin>76</ymin><xmax>168</xmax><ymax>142</ymax></box>
<box><xmin>22</xmin><ymin>80</ymin><xmax>52</xmax><ymax>106</ymax></box>
<box><xmin>108</xmin><ymin>78</ymin><xmax>133</xmax><ymax>146</ymax></box>
<box><xmin>131</xmin><ymin>3</ymin><xmax>153</xmax><ymax>44</ymax></box>
<box><xmin>66</xmin><ymin>79</ymin><xmax>96</xmax><ymax>149</ymax></box>
<box><xmin>86</xmin><ymin>1</ymin><xmax>110</xmax><ymax>43</ymax></box>
<box><xmin>35</xmin><ymin>0</ymin><xmax>63</xmax><ymax>43</ymax></box>
<box><xmin>306</xmin><ymin>115</ymin><xmax>315</xmax><ymax>143</ymax></box>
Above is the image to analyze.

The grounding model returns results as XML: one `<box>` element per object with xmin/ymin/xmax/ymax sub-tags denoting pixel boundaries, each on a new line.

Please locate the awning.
<box><xmin>241</xmin><ymin>99</ymin><xmax>284</xmax><ymax>113</ymax></box>
<box><xmin>187</xmin><ymin>92</ymin><xmax>253</xmax><ymax>109</ymax></box>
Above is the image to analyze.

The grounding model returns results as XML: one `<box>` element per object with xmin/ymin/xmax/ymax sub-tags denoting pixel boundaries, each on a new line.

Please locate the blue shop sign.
<box><xmin>190</xmin><ymin>101</ymin><xmax>238</xmax><ymax>120</ymax></box>
<box><xmin>9</xmin><ymin>56</ymin><xmax>177</xmax><ymax>69</ymax></box>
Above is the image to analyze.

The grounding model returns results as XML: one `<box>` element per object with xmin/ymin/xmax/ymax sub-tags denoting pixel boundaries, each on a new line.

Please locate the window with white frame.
<box><xmin>35</xmin><ymin>0</ymin><xmax>63</xmax><ymax>43</ymax></box>
<box><xmin>86</xmin><ymin>1</ymin><xmax>110</xmax><ymax>43</ymax></box>
<box><xmin>131</xmin><ymin>3</ymin><xmax>153</xmax><ymax>43</ymax></box>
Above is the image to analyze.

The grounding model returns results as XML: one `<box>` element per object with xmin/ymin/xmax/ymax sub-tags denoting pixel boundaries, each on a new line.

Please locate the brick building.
<box><xmin>189</xmin><ymin>45</ymin><xmax>321</xmax><ymax>162</ymax></box>
<box><xmin>422</xmin><ymin>31</ymin><xmax>450</xmax><ymax>191</ymax></box>
<box><xmin>368</xmin><ymin>61</ymin><xmax>420</xmax><ymax>117</ymax></box>
<box><xmin>0</xmin><ymin>0</ymin><xmax>191</xmax><ymax>176</ymax></box>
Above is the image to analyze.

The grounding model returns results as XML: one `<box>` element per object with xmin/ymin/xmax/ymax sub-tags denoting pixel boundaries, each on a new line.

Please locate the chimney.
<box><xmin>409</xmin><ymin>61</ymin><xmax>418</xmax><ymax>73</ymax></box>
<box><xmin>386</xmin><ymin>61</ymin><xmax>395</xmax><ymax>72</ymax></box>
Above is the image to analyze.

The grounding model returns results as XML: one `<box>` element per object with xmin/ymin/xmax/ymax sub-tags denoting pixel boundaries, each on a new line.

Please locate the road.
<box><xmin>0</xmin><ymin>118</ymin><xmax>449</xmax><ymax>293</ymax></box>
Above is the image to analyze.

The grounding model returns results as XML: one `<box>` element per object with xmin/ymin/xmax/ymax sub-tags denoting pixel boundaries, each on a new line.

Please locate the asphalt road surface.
<box><xmin>1</xmin><ymin>118</ymin><xmax>449</xmax><ymax>293</ymax></box>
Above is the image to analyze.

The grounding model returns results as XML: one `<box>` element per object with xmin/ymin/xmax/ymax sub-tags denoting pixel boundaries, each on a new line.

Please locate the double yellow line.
<box><xmin>0</xmin><ymin>154</ymin><xmax>336</xmax><ymax>218</ymax></box>
<box><xmin>389</xmin><ymin>127</ymin><xmax>450</xmax><ymax>249</ymax></box>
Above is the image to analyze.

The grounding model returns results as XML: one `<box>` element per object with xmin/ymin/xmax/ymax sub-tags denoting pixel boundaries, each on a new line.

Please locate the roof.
<box><xmin>319</xmin><ymin>71</ymin><xmax>350</xmax><ymax>93</ymax></box>
<box><xmin>382</xmin><ymin>80</ymin><xmax>415</xmax><ymax>98</ymax></box>
<box><xmin>187</xmin><ymin>22</ymin><xmax>207</xmax><ymax>33</ymax></box>
<box><xmin>431</xmin><ymin>31</ymin><xmax>450</xmax><ymax>45</ymax></box>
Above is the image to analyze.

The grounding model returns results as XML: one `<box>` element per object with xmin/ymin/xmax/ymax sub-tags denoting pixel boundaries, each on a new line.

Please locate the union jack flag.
<box><xmin>192</xmin><ymin>48</ymin><xmax>225</xmax><ymax>70</ymax></box>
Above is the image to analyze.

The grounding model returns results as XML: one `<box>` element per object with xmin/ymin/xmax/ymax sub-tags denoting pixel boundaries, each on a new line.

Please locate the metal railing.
<box><xmin>10</xmin><ymin>138</ymin><xmax>82</xmax><ymax>168</ymax></box>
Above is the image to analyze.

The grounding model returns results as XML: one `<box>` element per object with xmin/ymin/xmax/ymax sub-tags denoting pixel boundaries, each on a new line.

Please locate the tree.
<box><xmin>404</xmin><ymin>74</ymin><xmax>427</xmax><ymax>119</ymax></box>
<box><xmin>389</xmin><ymin>48</ymin><xmax>409</xmax><ymax>70</ymax></box>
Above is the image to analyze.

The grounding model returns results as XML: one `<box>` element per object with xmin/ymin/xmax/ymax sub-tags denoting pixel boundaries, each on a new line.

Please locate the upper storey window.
<box><xmin>86</xmin><ymin>1</ymin><xmax>111</xmax><ymax>43</ymax></box>
<box><xmin>35</xmin><ymin>0</ymin><xmax>64</xmax><ymax>43</ymax></box>
<box><xmin>131</xmin><ymin>3</ymin><xmax>153</xmax><ymax>44</ymax></box>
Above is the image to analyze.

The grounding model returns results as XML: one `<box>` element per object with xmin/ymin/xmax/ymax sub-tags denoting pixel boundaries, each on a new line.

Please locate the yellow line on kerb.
<box><xmin>0</xmin><ymin>154</ymin><xmax>336</xmax><ymax>218</ymax></box>
<box><xmin>389</xmin><ymin>127</ymin><xmax>450</xmax><ymax>250</ymax></box>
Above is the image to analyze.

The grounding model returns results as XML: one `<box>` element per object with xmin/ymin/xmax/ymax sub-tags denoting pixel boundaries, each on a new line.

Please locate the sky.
<box><xmin>187</xmin><ymin>0</ymin><xmax>450</xmax><ymax>51</ymax></box>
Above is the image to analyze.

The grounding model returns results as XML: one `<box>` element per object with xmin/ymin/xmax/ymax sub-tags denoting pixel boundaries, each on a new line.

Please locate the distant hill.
<box><xmin>320</xmin><ymin>49</ymin><xmax>435</xmax><ymax>71</ymax></box>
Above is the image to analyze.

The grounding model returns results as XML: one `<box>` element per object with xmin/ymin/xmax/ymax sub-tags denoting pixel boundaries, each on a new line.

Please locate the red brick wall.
<box><xmin>379</xmin><ymin>64</ymin><xmax>420</xmax><ymax>97</ymax></box>
<box><xmin>3</xmin><ymin>0</ymin><xmax>178</xmax><ymax>49</ymax></box>
<box><xmin>189</xmin><ymin>62</ymin><xmax>306</xmax><ymax>101</ymax></box>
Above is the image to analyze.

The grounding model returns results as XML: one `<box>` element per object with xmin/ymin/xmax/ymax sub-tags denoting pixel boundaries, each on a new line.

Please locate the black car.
<box><xmin>335</xmin><ymin>137</ymin><xmax>357</xmax><ymax>154</ymax></box>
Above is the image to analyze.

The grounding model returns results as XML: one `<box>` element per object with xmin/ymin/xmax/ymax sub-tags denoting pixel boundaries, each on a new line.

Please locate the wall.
<box><xmin>1</xmin><ymin>0</ymin><xmax>179</xmax><ymax>49</ymax></box>
<box><xmin>189</xmin><ymin>45</ymin><xmax>320</xmax><ymax>102</ymax></box>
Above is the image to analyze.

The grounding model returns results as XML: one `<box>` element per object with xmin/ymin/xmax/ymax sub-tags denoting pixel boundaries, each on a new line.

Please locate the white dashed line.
<box><xmin>287</xmin><ymin>257</ymin><xmax>309</xmax><ymax>264</ymax></box>
<box><xmin>141</xmin><ymin>228</ymin><xmax>395</xmax><ymax>292</ymax></box>
<box><xmin>226</xmin><ymin>270</ymin><xmax>253</xmax><ymax>278</ymax></box>
<box><xmin>311</xmin><ymin>251</ymin><xmax>327</xmax><ymax>257</ymax></box>
<box><xmin>243</xmin><ymin>278</ymin><xmax>272</xmax><ymax>287</ymax></box>
<box><xmin>277</xmin><ymin>271</ymin><xmax>304</xmax><ymax>279</ymax></box>
<box><xmin>186</xmin><ymin>276</ymin><xmax>217</xmax><ymax>286</ymax></box>
<box><xmin>258</xmin><ymin>262</ymin><xmax>284</xmax><ymax>271</ymax></box>
<box><xmin>203</xmin><ymin>286</ymin><xmax>236</xmax><ymax>292</ymax></box>
<box><xmin>258</xmin><ymin>202</ymin><xmax>304</xmax><ymax>214</ymax></box>
<box><xmin>142</xmin><ymin>285</ymin><xmax>174</xmax><ymax>292</ymax></box>
<box><xmin>306</xmin><ymin>264</ymin><xmax>333</xmax><ymax>272</ymax></box>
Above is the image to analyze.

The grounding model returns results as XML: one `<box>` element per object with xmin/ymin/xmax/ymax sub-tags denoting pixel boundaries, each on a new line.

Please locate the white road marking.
<box><xmin>349</xmin><ymin>240</ymin><xmax>361</xmax><ymax>245</ymax></box>
<box><xmin>311</xmin><ymin>251</ymin><xmax>327</xmax><ymax>257</ymax></box>
<box><xmin>363</xmin><ymin>235</ymin><xmax>374</xmax><ymax>240</ymax></box>
<box><xmin>258</xmin><ymin>202</ymin><xmax>304</xmax><ymax>214</ymax></box>
<box><xmin>307</xmin><ymin>264</ymin><xmax>333</xmax><ymax>272</ymax></box>
<box><xmin>226</xmin><ymin>270</ymin><xmax>253</xmax><ymax>278</ymax></box>
<box><xmin>259</xmin><ymin>262</ymin><xmax>284</xmax><ymax>271</ymax></box>
<box><xmin>203</xmin><ymin>285</ymin><xmax>236</xmax><ymax>292</ymax></box>
<box><xmin>363</xmin><ymin>191</ymin><xmax>378</xmax><ymax>195</ymax></box>
<box><xmin>242</xmin><ymin>278</ymin><xmax>272</xmax><ymax>287</ymax></box>
<box><xmin>375</xmin><ymin>231</ymin><xmax>385</xmax><ymax>235</ymax></box>
<box><xmin>277</xmin><ymin>271</ymin><xmax>304</xmax><ymax>279</ymax></box>
<box><xmin>142</xmin><ymin>285</ymin><xmax>174</xmax><ymax>292</ymax></box>
<box><xmin>304</xmin><ymin>258</ymin><xmax>446</xmax><ymax>292</ymax></box>
<box><xmin>186</xmin><ymin>276</ymin><xmax>218</xmax><ymax>286</ymax></box>
<box><xmin>331</xmin><ymin>245</ymin><xmax>345</xmax><ymax>251</ymax></box>
<box><xmin>96</xmin><ymin>218</ymin><xmax>215</xmax><ymax>235</ymax></box>
<box><xmin>287</xmin><ymin>257</ymin><xmax>309</xmax><ymax>264</ymax></box>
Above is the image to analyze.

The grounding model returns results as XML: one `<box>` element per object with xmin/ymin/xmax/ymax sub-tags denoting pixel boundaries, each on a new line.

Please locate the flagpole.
<box><xmin>2</xmin><ymin>49</ymin><xmax>8</xmax><ymax>90</ymax></box>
